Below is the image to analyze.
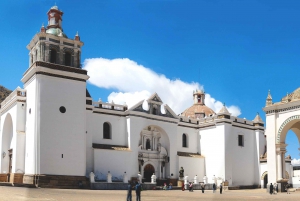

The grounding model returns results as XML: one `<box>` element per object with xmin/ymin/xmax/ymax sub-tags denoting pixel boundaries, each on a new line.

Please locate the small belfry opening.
<box><xmin>64</xmin><ymin>52</ymin><xmax>71</xmax><ymax>66</ymax></box>
<box><xmin>50</xmin><ymin>49</ymin><xmax>57</xmax><ymax>63</ymax></box>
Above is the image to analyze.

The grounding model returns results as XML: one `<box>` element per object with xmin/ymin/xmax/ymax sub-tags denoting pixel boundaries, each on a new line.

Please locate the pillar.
<box><xmin>276</xmin><ymin>144</ymin><xmax>287</xmax><ymax>181</ymax></box>
<box><xmin>277</xmin><ymin>153</ymin><xmax>282</xmax><ymax>180</ymax></box>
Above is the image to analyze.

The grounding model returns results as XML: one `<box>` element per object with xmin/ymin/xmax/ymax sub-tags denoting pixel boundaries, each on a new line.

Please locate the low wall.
<box><xmin>91</xmin><ymin>182</ymin><xmax>156</xmax><ymax>190</ymax></box>
<box><xmin>23</xmin><ymin>174</ymin><xmax>89</xmax><ymax>189</ymax></box>
<box><xmin>0</xmin><ymin>174</ymin><xmax>9</xmax><ymax>182</ymax></box>
<box><xmin>292</xmin><ymin>177</ymin><xmax>300</xmax><ymax>188</ymax></box>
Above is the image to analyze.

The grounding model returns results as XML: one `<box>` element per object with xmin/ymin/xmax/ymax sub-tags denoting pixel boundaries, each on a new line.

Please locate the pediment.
<box><xmin>147</xmin><ymin>92</ymin><xmax>163</xmax><ymax>104</ymax></box>
<box><xmin>163</xmin><ymin>104</ymin><xmax>178</xmax><ymax>119</ymax></box>
<box><xmin>128</xmin><ymin>100</ymin><xmax>146</xmax><ymax>112</ymax></box>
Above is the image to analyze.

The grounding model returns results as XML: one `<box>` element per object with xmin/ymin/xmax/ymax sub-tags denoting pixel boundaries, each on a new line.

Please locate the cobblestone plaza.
<box><xmin>0</xmin><ymin>187</ymin><xmax>299</xmax><ymax>201</ymax></box>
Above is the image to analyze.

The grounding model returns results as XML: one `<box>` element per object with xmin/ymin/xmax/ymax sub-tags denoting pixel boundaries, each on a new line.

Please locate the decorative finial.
<box><xmin>76</xmin><ymin>31</ymin><xmax>79</xmax><ymax>36</ymax></box>
<box><xmin>42</xmin><ymin>23</ymin><xmax>44</xmax><ymax>27</ymax></box>
<box><xmin>223</xmin><ymin>102</ymin><xmax>225</xmax><ymax>106</ymax></box>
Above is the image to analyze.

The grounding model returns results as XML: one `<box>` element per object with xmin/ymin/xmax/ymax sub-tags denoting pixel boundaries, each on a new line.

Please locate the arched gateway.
<box><xmin>263</xmin><ymin>88</ymin><xmax>300</xmax><ymax>190</ymax></box>
<box><xmin>138</xmin><ymin>126</ymin><xmax>170</xmax><ymax>183</ymax></box>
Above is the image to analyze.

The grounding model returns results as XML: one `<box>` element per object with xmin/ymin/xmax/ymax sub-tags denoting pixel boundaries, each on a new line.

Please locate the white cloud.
<box><xmin>292</xmin><ymin>158</ymin><xmax>300</xmax><ymax>166</ymax></box>
<box><xmin>83</xmin><ymin>58</ymin><xmax>241</xmax><ymax>117</ymax></box>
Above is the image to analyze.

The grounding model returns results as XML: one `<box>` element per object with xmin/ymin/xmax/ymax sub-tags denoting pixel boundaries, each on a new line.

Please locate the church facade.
<box><xmin>1</xmin><ymin>6</ymin><xmax>291</xmax><ymax>189</ymax></box>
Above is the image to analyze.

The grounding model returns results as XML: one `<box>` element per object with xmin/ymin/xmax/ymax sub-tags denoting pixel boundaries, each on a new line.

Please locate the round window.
<box><xmin>59</xmin><ymin>106</ymin><xmax>66</xmax><ymax>113</ymax></box>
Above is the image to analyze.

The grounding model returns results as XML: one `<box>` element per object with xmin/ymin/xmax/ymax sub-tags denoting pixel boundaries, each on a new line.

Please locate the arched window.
<box><xmin>65</xmin><ymin>52</ymin><xmax>71</xmax><ymax>66</ymax></box>
<box><xmin>146</xmin><ymin>139</ymin><xmax>151</xmax><ymax>149</ymax></box>
<box><xmin>50</xmin><ymin>49</ymin><xmax>57</xmax><ymax>63</ymax></box>
<box><xmin>182</xmin><ymin>134</ymin><xmax>187</xmax><ymax>147</ymax></box>
<box><xmin>103</xmin><ymin>122</ymin><xmax>111</xmax><ymax>139</ymax></box>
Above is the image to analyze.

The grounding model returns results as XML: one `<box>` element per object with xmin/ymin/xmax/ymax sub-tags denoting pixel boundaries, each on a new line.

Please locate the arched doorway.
<box><xmin>263</xmin><ymin>174</ymin><xmax>268</xmax><ymax>188</ymax></box>
<box><xmin>143</xmin><ymin>164</ymin><xmax>154</xmax><ymax>182</ymax></box>
<box><xmin>1</xmin><ymin>114</ymin><xmax>13</xmax><ymax>174</ymax></box>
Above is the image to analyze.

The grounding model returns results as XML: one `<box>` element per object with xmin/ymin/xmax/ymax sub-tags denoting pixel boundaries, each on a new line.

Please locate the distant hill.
<box><xmin>0</xmin><ymin>85</ymin><xmax>12</xmax><ymax>103</ymax></box>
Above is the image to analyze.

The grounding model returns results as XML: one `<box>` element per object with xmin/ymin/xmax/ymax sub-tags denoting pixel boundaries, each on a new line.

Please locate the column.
<box><xmin>151</xmin><ymin>136</ymin><xmax>154</xmax><ymax>151</ymax></box>
<box><xmin>163</xmin><ymin>166</ymin><xmax>165</xmax><ymax>179</ymax></box>
<box><xmin>159</xmin><ymin>162</ymin><xmax>162</xmax><ymax>179</ymax></box>
<box><xmin>282</xmin><ymin>151</ymin><xmax>286</xmax><ymax>179</ymax></box>
<box><xmin>277</xmin><ymin>152</ymin><xmax>282</xmax><ymax>180</ymax></box>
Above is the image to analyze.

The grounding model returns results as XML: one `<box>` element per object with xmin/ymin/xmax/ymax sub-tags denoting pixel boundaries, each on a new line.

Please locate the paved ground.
<box><xmin>0</xmin><ymin>186</ymin><xmax>299</xmax><ymax>201</ymax></box>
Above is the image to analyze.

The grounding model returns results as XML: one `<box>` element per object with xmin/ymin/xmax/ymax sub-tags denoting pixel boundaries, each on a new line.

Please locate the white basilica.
<box><xmin>0</xmin><ymin>6</ymin><xmax>298</xmax><ymax>190</ymax></box>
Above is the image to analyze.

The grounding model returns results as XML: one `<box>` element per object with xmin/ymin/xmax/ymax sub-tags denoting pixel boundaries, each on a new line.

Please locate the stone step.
<box><xmin>0</xmin><ymin>182</ymin><xmax>13</xmax><ymax>187</ymax></box>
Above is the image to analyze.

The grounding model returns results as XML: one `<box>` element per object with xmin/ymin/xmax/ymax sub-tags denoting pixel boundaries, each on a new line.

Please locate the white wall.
<box><xmin>85</xmin><ymin>110</ymin><xmax>94</xmax><ymax>177</ymax></box>
<box><xmin>38</xmin><ymin>75</ymin><xmax>86</xmax><ymax>176</ymax></box>
<box><xmin>94</xmin><ymin>149</ymin><xmax>133</xmax><ymax>181</ymax></box>
<box><xmin>230</xmin><ymin>126</ymin><xmax>257</xmax><ymax>186</ymax></box>
<box><xmin>24</xmin><ymin>77</ymin><xmax>38</xmax><ymax>174</ymax></box>
<box><xmin>177</xmin><ymin>126</ymin><xmax>198</xmax><ymax>153</ymax></box>
<box><xmin>90</xmin><ymin>113</ymin><xmax>127</xmax><ymax>146</ymax></box>
<box><xmin>200</xmin><ymin>124</ymin><xmax>225</xmax><ymax>183</ymax></box>
<box><xmin>178</xmin><ymin>156</ymin><xmax>204</xmax><ymax>183</ymax></box>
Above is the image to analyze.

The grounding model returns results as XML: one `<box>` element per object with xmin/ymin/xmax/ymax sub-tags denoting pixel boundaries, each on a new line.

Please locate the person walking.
<box><xmin>269</xmin><ymin>183</ymin><xmax>273</xmax><ymax>195</ymax></box>
<box><xmin>135</xmin><ymin>181</ymin><xmax>141</xmax><ymax>201</ymax></box>
<box><xmin>213</xmin><ymin>183</ymin><xmax>216</xmax><ymax>193</ymax></box>
<box><xmin>219</xmin><ymin>183</ymin><xmax>223</xmax><ymax>194</ymax></box>
<box><xmin>181</xmin><ymin>182</ymin><xmax>185</xmax><ymax>191</ymax></box>
<box><xmin>286</xmin><ymin>183</ymin><xmax>290</xmax><ymax>194</ymax></box>
<box><xmin>127</xmin><ymin>181</ymin><xmax>132</xmax><ymax>201</ymax></box>
<box><xmin>201</xmin><ymin>183</ymin><xmax>205</xmax><ymax>193</ymax></box>
<box><xmin>189</xmin><ymin>182</ymin><xmax>193</xmax><ymax>192</ymax></box>
<box><xmin>273</xmin><ymin>183</ymin><xmax>277</xmax><ymax>194</ymax></box>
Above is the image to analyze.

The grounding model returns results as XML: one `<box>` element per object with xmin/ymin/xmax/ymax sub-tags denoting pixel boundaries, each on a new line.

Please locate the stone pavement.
<box><xmin>0</xmin><ymin>186</ymin><xmax>299</xmax><ymax>201</ymax></box>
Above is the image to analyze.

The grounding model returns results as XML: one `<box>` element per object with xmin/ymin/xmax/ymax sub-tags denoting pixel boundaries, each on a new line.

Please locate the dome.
<box><xmin>181</xmin><ymin>104</ymin><xmax>215</xmax><ymax>119</ymax></box>
<box><xmin>46</xmin><ymin>28</ymin><xmax>68</xmax><ymax>38</ymax></box>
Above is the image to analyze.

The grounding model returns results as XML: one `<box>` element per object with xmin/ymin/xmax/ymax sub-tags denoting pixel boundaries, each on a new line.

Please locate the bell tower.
<box><xmin>193</xmin><ymin>89</ymin><xmax>205</xmax><ymax>105</ymax></box>
<box><xmin>27</xmin><ymin>5</ymin><xmax>83</xmax><ymax>68</ymax></box>
<box><xmin>21</xmin><ymin>5</ymin><xmax>89</xmax><ymax>180</ymax></box>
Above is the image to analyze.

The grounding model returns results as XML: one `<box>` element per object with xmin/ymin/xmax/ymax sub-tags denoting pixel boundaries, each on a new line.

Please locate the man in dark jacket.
<box><xmin>270</xmin><ymin>183</ymin><xmax>273</xmax><ymax>195</ymax></box>
<box><xmin>135</xmin><ymin>181</ymin><xmax>141</xmax><ymax>201</ymax></box>
<box><xmin>127</xmin><ymin>181</ymin><xmax>132</xmax><ymax>201</ymax></box>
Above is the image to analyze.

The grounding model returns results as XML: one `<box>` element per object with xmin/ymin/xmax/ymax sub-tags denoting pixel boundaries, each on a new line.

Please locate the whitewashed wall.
<box><xmin>24</xmin><ymin>77</ymin><xmax>38</xmax><ymax>174</ymax></box>
<box><xmin>229</xmin><ymin>126</ymin><xmax>257</xmax><ymax>186</ymax></box>
<box><xmin>94</xmin><ymin>149</ymin><xmax>133</xmax><ymax>181</ymax></box>
<box><xmin>85</xmin><ymin>110</ymin><xmax>94</xmax><ymax>177</ymax></box>
<box><xmin>90</xmin><ymin>113</ymin><xmax>127</xmax><ymax>146</ymax></box>
<box><xmin>38</xmin><ymin>75</ymin><xmax>86</xmax><ymax>176</ymax></box>
<box><xmin>200</xmin><ymin>124</ymin><xmax>225</xmax><ymax>183</ymax></box>
<box><xmin>176</xmin><ymin>126</ymin><xmax>198</xmax><ymax>153</ymax></box>
<box><xmin>178</xmin><ymin>156</ymin><xmax>204</xmax><ymax>183</ymax></box>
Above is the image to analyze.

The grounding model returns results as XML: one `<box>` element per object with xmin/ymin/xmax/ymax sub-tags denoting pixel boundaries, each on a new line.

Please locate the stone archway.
<box><xmin>264</xmin><ymin>174</ymin><xmax>268</xmax><ymax>188</ymax></box>
<box><xmin>143</xmin><ymin>164</ymin><xmax>155</xmax><ymax>182</ymax></box>
<box><xmin>138</xmin><ymin>125</ymin><xmax>170</xmax><ymax>180</ymax></box>
<box><xmin>264</xmin><ymin>87</ymin><xmax>300</xmax><ymax>185</ymax></box>
<box><xmin>1</xmin><ymin>114</ymin><xmax>13</xmax><ymax>175</ymax></box>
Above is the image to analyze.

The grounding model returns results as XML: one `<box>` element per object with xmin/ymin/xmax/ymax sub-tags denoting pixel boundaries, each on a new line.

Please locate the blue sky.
<box><xmin>0</xmin><ymin>0</ymin><xmax>299</xmax><ymax>160</ymax></box>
